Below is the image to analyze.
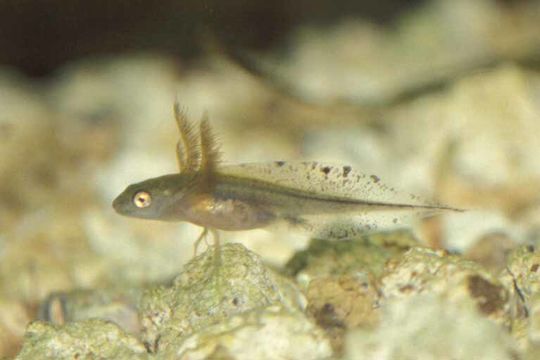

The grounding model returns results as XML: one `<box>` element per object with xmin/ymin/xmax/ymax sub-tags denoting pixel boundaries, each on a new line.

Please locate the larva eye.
<box><xmin>133</xmin><ymin>191</ymin><xmax>152</xmax><ymax>208</ymax></box>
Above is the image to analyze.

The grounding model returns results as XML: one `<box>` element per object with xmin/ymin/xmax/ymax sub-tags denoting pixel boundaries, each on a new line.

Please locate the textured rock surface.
<box><xmin>501</xmin><ymin>245</ymin><xmax>540</xmax><ymax>350</ymax></box>
<box><xmin>286</xmin><ymin>230</ymin><xmax>419</xmax><ymax>281</ymax></box>
<box><xmin>380</xmin><ymin>247</ymin><xmax>509</xmax><ymax>323</ymax></box>
<box><xmin>39</xmin><ymin>287</ymin><xmax>144</xmax><ymax>335</ymax></box>
<box><xmin>15</xmin><ymin>244</ymin><xmax>329</xmax><ymax>360</ymax></box>
<box><xmin>139</xmin><ymin>243</ymin><xmax>306</xmax><ymax>353</ymax></box>
<box><xmin>306</xmin><ymin>274</ymin><xmax>380</xmax><ymax>355</ymax></box>
<box><xmin>344</xmin><ymin>295</ymin><xmax>518</xmax><ymax>360</ymax></box>
<box><xmin>16</xmin><ymin>320</ymin><xmax>148</xmax><ymax>360</ymax></box>
<box><xmin>166</xmin><ymin>305</ymin><xmax>332</xmax><ymax>360</ymax></box>
<box><xmin>286</xmin><ymin>231</ymin><xmax>420</xmax><ymax>354</ymax></box>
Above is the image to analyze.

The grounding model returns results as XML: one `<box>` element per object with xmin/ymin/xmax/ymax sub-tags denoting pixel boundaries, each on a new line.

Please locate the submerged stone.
<box><xmin>344</xmin><ymin>295</ymin><xmax>518</xmax><ymax>360</ymax></box>
<box><xmin>139</xmin><ymin>243</ymin><xmax>306</xmax><ymax>353</ymax></box>
<box><xmin>501</xmin><ymin>245</ymin><xmax>540</xmax><ymax>348</ymax></box>
<box><xmin>16</xmin><ymin>319</ymin><xmax>147</xmax><ymax>360</ymax></box>
<box><xmin>380</xmin><ymin>247</ymin><xmax>509</xmax><ymax>323</ymax></box>
<box><xmin>165</xmin><ymin>305</ymin><xmax>332</xmax><ymax>360</ymax></box>
<box><xmin>286</xmin><ymin>229</ymin><xmax>419</xmax><ymax>281</ymax></box>
<box><xmin>39</xmin><ymin>287</ymin><xmax>144</xmax><ymax>335</ymax></box>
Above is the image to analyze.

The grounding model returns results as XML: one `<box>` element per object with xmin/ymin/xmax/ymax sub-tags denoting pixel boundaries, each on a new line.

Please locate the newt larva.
<box><xmin>112</xmin><ymin>102</ymin><xmax>461</xmax><ymax>247</ymax></box>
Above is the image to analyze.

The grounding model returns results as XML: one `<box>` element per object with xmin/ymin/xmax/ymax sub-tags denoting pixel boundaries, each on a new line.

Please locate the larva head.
<box><xmin>112</xmin><ymin>173</ymin><xmax>197</xmax><ymax>221</ymax></box>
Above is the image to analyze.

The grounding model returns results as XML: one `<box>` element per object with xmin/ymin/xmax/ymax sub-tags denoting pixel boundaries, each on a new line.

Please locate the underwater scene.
<box><xmin>1</xmin><ymin>0</ymin><xmax>540</xmax><ymax>359</ymax></box>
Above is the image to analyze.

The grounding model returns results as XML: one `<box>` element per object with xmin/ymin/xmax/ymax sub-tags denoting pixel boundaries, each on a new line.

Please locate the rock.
<box><xmin>380</xmin><ymin>247</ymin><xmax>509</xmax><ymax>323</ymax></box>
<box><xmin>0</xmin><ymin>299</ymin><xmax>30</xmax><ymax>358</ymax></box>
<box><xmin>462</xmin><ymin>229</ymin><xmax>517</xmax><ymax>273</ymax></box>
<box><xmin>165</xmin><ymin>305</ymin><xmax>332</xmax><ymax>360</ymax></box>
<box><xmin>139</xmin><ymin>243</ymin><xmax>306</xmax><ymax>353</ymax></box>
<box><xmin>344</xmin><ymin>294</ymin><xmax>518</xmax><ymax>360</ymax></box>
<box><xmin>502</xmin><ymin>245</ymin><xmax>540</xmax><ymax>348</ymax></box>
<box><xmin>306</xmin><ymin>274</ymin><xmax>380</xmax><ymax>355</ymax></box>
<box><xmin>39</xmin><ymin>287</ymin><xmax>144</xmax><ymax>335</ymax></box>
<box><xmin>286</xmin><ymin>231</ymin><xmax>419</xmax><ymax>355</ymax></box>
<box><xmin>16</xmin><ymin>319</ymin><xmax>147</xmax><ymax>360</ymax></box>
<box><xmin>286</xmin><ymin>230</ymin><xmax>419</xmax><ymax>283</ymax></box>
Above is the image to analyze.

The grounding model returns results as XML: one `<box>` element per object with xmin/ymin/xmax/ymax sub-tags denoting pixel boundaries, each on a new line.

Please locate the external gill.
<box><xmin>174</xmin><ymin>101</ymin><xmax>201</xmax><ymax>173</ymax></box>
<box><xmin>173</xmin><ymin>101</ymin><xmax>223</xmax><ymax>262</ymax></box>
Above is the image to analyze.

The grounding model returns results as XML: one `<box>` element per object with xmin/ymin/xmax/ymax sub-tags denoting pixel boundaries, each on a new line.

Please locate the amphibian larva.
<box><xmin>113</xmin><ymin>102</ymin><xmax>461</xmax><ymax>245</ymax></box>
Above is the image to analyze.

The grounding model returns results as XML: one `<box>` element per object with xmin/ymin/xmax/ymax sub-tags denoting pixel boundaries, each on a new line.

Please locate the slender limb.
<box><xmin>209</xmin><ymin>228</ymin><xmax>221</xmax><ymax>268</ymax></box>
<box><xmin>193</xmin><ymin>227</ymin><xmax>209</xmax><ymax>256</ymax></box>
<box><xmin>193</xmin><ymin>228</ymin><xmax>223</xmax><ymax>282</ymax></box>
<box><xmin>193</xmin><ymin>227</ymin><xmax>221</xmax><ymax>259</ymax></box>
<box><xmin>173</xmin><ymin>101</ymin><xmax>201</xmax><ymax>172</ymax></box>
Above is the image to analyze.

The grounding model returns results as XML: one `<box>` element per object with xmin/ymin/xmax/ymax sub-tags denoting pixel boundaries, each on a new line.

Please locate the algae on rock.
<box><xmin>285</xmin><ymin>230</ymin><xmax>420</xmax><ymax>354</ymax></box>
<box><xmin>16</xmin><ymin>243</ymin><xmax>326</xmax><ymax>359</ymax></box>
<box><xmin>286</xmin><ymin>229</ymin><xmax>419</xmax><ymax>281</ymax></box>
<box><xmin>16</xmin><ymin>319</ymin><xmax>148</xmax><ymax>360</ymax></box>
<box><xmin>139</xmin><ymin>243</ymin><xmax>306</xmax><ymax>353</ymax></box>
<box><xmin>380</xmin><ymin>247</ymin><xmax>509</xmax><ymax>324</ymax></box>
<box><xmin>167</xmin><ymin>305</ymin><xmax>332</xmax><ymax>360</ymax></box>
<box><xmin>501</xmin><ymin>245</ymin><xmax>540</xmax><ymax>349</ymax></box>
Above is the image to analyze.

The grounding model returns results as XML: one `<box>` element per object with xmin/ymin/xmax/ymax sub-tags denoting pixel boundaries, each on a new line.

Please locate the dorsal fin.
<box><xmin>174</xmin><ymin>101</ymin><xmax>201</xmax><ymax>172</ymax></box>
<box><xmin>219</xmin><ymin>161</ymin><xmax>461</xmax><ymax>211</ymax></box>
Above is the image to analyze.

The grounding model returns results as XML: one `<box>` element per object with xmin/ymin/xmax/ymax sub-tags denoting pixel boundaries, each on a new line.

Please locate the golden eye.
<box><xmin>133</xmin><ymin>191</ymin><xmax>152</xmax><ymax>208</ymax></box>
